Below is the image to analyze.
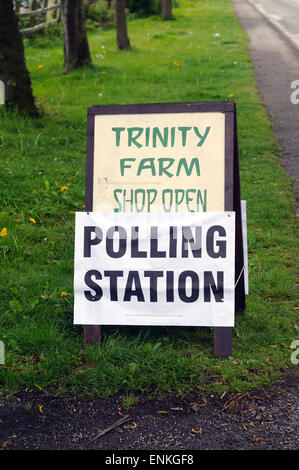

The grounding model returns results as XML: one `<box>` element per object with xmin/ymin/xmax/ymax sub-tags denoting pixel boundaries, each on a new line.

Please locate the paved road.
<box><xmin>247</xmin><ymin>0</ymin><xmax>299</xmax><ymax>49</ymax></box>
<box><xmin>233</xmin><ymin>0</ymin><xmax>299</xmax><ymax>213</ymax></box>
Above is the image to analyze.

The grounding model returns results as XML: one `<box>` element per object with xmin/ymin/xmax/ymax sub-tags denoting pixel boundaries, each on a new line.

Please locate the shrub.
<box><xmin>86</xmin><ymin>0</ymin><xmax>115</xmax><ymax>29</ymax></box>
<box><xmin>129</xmin><ymin>0</ymin><xmax>157</xmax><ymax>17</ymax></box>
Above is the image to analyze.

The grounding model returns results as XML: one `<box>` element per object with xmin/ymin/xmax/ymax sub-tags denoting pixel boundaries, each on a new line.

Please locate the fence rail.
<box><xmin>15</xmin><ymin>1</ymin><xmax>61</xmax><ymax>35</ymax></box>
<box><xmin>20</xmin><ymin>4</ymin><xmax>59</xmax><ymax>17</ymax></box>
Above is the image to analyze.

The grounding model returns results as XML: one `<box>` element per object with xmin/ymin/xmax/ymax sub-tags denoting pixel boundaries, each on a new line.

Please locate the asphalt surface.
<box><xmin>247</xmin><ymin>0</ymin><xmax>299</xmax><ymax>49</ymax></box>
<box><xmin>233</xmin><ymin>0</ymin><xmax>299</xmax><ymax>213</ymax></box>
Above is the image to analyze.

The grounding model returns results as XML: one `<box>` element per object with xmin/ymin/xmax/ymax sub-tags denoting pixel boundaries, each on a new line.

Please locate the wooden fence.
<box><xmin>14</xmin><ymin>1</ymin><xmax>61</xmax><ymax>35</ymax></box>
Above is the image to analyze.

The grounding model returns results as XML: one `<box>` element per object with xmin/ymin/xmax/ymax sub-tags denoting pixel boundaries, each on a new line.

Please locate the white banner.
<box><xmin>241</xmin><ymin>200</ymin><xmax>249</xmax><ymax>295</ymax></box>
<box><xmin>73</xmin><ymin>212</ymin><xmax>235</xmax><ymax>327</ymax></box>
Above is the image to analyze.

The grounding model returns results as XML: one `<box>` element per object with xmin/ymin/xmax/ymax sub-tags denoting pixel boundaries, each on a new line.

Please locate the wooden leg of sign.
<box><xmin>83</xmin><ymin>325</ymin><xmax>101</xmax><ymax>345</ymax></box>
<box><xmin>214</xmin><ymin>327</ymin><xmax>232</xmax><ymax>357</ymax></box>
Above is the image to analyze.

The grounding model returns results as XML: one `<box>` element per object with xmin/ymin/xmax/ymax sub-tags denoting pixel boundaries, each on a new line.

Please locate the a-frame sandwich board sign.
<box><xmin>80</xmin><ymin>101</ymin><xmax>246</xmax><ymax>357</ymax></box>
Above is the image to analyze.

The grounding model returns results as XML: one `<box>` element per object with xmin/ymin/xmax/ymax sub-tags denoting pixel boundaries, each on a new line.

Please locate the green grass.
<box><xmin>0</xmin><ymin>0</ymin><xmax>298</xmax><ymax>400</ymax></box>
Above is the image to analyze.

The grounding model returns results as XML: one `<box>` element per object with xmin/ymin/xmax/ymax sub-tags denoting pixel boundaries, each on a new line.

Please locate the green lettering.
<box><xmin>171</xmin><ymin>127</ymin><xmax>175</xmax><ymax>147</ymax></box>
<box><xmin>137</xmin><ymin>158</ymin><xmax>156</xmax><ymax>176</ymax></box>
<box><xmin>153</xmin><ymin>127</ymin><xmax>169</xmax><ymax>147</ymax></box>
<box><xmin>120</xmin><ymin>158</ymin><xmax>135</xmax><ymax>176</ymax></box>
<box><xmin>162</xmin><ymin>189</ymin><xmax>173</xmax><ymax>212</ymax></box>
<box><xmin>186</xmin><ymin>189</ymin><xmax>196</xmax><ymax>212</ymax></box>
<box><xmin>113</xmin><ymin>189</ymin><xmax>122</xmax><ymax>212</ymax></box>
<box><xmin>112</xmin><ymin>127</ymin><xmax>125</xmax><ymax>147</ymax></box>
<box><xmin>123</xmin><ymin>189</ymin><xmax>134</xmax><ymax>212</ymax></box>
<box><xmin>178</xmin><ymin>127</ymin><xmax>191</xmax><ymax>146</ymax></box>
<box><xmin>145</xmin><ymin>127</ymin><xmax>150</xmax><ymax>147</ymax></box>
<box><xmin>147</xmin><ymin>189</ymin><xmax>157</xmax><ymax>212</ymax></box>
<box><xmin>193</xmin><ymin>126</ymin><xmax>211</xmax><ymax>146</ymax></box>
<box><xmin>176</xmin><ymin>158</ymin><xmax>200</xmax><ymax>176</ymax></box>
<box><xmin>197</xmin><ymin>189</ymin><xmax>207</xmax><ymax>212</ymax></box>
<box><xmin>135</xmin><ymin>189</ymin><xmax>146</xmax><ymax>212</ymax></box>
<box><xmin>175</xmin><ymin>189</ymin><xmax>185</xmax><ymax>211</ymax></box>
<box><xmin>128</xmin><ymin>127</ymin><xmax>143</xmax><ymax>148</ymax></box>
<box><xmin>158</xmin><ymin>158</ymin><xmax>175</xmax><ymax>178</ymax></box>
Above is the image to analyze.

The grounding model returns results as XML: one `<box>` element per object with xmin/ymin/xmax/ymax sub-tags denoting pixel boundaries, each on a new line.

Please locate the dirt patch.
<box><xmin>0</xmin><ymin>373</ymin><xmax>298</xmax><ymax>451</ymax></box>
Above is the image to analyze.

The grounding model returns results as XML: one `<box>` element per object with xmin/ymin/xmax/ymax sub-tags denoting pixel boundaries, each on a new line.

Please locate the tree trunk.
<box><xmin>60</xmin><ymin>0</ymin><xmax>92</xmax><ymax>71</ymax></box>
<box><xmin>162</xmin><ymin>0</ymin><xmax>172</xmax><ymax>19</ymax></box>
<box><xmin>0</xmin><ymin>0</ymin><xmax>39</xmax><ymax>116</ymax></box>
<box><xmin>115</xmin><ymin>0</ymin><xmax>131</xmax><ymax>50</ymax></box>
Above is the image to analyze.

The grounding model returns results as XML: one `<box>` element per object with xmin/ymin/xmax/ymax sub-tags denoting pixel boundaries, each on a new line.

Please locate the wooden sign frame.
<box><xmin>83</xmin><ymin>101</ymin><xmax>246</xmax><ymax>357</ymax></box>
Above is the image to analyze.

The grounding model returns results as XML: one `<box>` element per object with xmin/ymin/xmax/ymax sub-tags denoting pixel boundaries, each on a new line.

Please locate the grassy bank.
<box><xmin>0</xmin><ymin>0</ymin><xmax>298</xmax><ymax>400</ymax></box>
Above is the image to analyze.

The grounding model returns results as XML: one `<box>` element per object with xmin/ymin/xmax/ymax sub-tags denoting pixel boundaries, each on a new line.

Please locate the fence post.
<box><xmin>30</xmin><ymin>0</ymin><xmax>38</xmax><ymax>27</ymax></box>
<box><xmin>46</xmin><ymin>0</ymin><xmax>55</xmax><ymax>21</ymax></box>
<box><xmin>15</xmin><ymin>0</ymin><xmax>21</xmax><ymax>14</ymax></box>
<box><xmin>0</xmin><ymin>81</ymin><xmax>5</xmax><ymax>105</ymax></box>
<box><xmin>43</xmin><ymin>0</ymin><xmax>48</xmax><ymax>22</ymax></box>
<box><xmin>0</xmin><ymin>341</ymin><xmax>4</xmax><ymax>365</ymax></box>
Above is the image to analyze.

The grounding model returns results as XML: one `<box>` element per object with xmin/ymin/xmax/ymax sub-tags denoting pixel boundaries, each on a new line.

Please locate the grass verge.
<box><xmin>0</xmin><ymin>0</ymin><xmax>298</xmax><ymax>400</ymax></box>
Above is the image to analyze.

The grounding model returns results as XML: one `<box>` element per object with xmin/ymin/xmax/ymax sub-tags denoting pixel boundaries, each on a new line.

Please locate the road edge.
<box><xmin>247</xmin><ymin>0</ymin><xmax>299</xmax><ymax>52</ymax></box>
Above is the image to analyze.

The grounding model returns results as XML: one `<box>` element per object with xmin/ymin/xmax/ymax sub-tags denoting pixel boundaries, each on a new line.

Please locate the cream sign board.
<box><xmin>91</xmin><ymin>111</ymin><xmax>225</xmax><ymax>213</ymax></box>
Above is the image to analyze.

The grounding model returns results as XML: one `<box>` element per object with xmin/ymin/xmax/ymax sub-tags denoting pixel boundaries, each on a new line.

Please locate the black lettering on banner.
<box><xmin>166</xmin><ymin>270</ymin><xmax>174</xmax><ymax>302</ymax></box>
<box><xmin>150</xmin><ymin>227</ymin><xmax>167</xmax><ymax>258</ymax></box>
<box><xmin>169</xmin><ymin>226</ymin><xmax>177</xmax><ymax>258</ymax></box>
<box><xmin>144</xmin><ymin>271</ymin><xmax>164</xmax><ymax>302</ymax></box>
<box><xmin>206</xmin><ymin>225</ymin><xmax>227</xmax><ymax>258</ymax></box>
<box><xmin>204</xmin><ymin>271</ymin><xmax>224</xmax><ymax>302</ymax></box>
<box><xmin>178</xmin><ymin>270</ymin><xmax>199</xmax><ymax>303</ymax></box>
<box><xmin>124</xmin><ymin>271</ymin><xmax>145</xmax><ymax>302</ymax></box>
<box><xmin>131</xmin><ymin>227</ymin><xmax>147</xmax><ymax>258</ymax></box>
<box><xmin>84</xmin><ymin>226</ymin><xmax>103</xmax><ymax>257</ymax></box>
<box><xmin>106</xmin><ymin>226</ymin><xmax>127</xmax><ymax>258</ymax></box>
<box><xmin>104</xmin><ymin>270</ymin><xmax>124</xmax><ymax>301</ymax></box>
<box><xmin>182</xmin><ymin>226</ymin><xmax>202</xmax><ymax>258</ymax></box>
<box><xmin>84</xmin><ymin>270</ymin><xmax>102</xmax><ymax>301</ymax></box>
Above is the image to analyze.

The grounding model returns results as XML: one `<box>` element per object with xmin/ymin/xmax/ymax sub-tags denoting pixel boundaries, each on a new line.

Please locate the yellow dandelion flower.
<box><xmin>37</xmin><ymin>65</ymin><xmax>43</xmax><ymax>69</ymax></box>
<box><xmin>191</xmin><ymin>428</ymin><xmax>200</xmax><ymax>434</ymax></box>
<box><xmin>1</xmin><ymin>441</ymin><xmax>10</xmax><ymax>450</ymax></box>
<box><xmin>38</xmin><ymin>405</ymin><xmax>44</xmax><ymax>413</ymax></box>
<box><xmin>228</xmin><ymin>93</ymin><xmax>234</xmax><ymax>99</ymax></box>
<box><xmin>128</xmin><ymin>422</ymin><xmax>137</xmax><ymax>429</ymax></box>
<box><xmin>29</xmin><ymin>217</ymin><xmax>36</xmax><ymax>224</ymax></box>
<box><xmin>61</xmin><ymin>291</ymin><xmax>68</xmax><ymax>297</ymax></box>
<box><xmin>0</xmin><ymin>228</ymin><xmax>7</xmax><ymax>237</ymax></box>
<box><xmin>60</xmin><ymin>186</ymin><xmax>68</xmax><ymax>192</ymax></box>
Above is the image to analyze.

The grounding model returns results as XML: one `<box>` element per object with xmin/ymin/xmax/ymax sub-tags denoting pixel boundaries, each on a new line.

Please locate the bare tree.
<box><xmin>115</xmin><ymin>0</ymin><xmax>131</xmax><ymax>50</ymax></box>
<box><xmin>60</xmin><ymin>0</ymin><xmax>92</xmax><ymax>71</ymax></box>
<box><xmin>0</xmin><ymin>0</ymin><xmax>39</xmax><ymax>116</ymax></box>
